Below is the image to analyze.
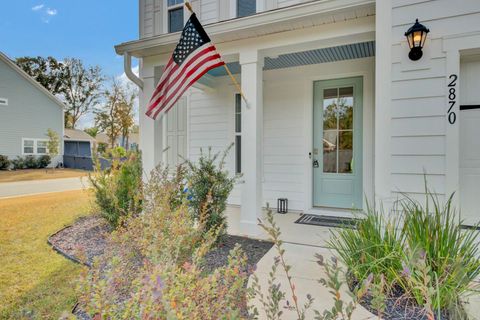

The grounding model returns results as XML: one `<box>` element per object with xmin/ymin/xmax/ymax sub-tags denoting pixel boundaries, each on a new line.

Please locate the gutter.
<box><xmin>123</xmin><ymin>52</ymin><xmax>144</xmax><ymax>90</ymax></box>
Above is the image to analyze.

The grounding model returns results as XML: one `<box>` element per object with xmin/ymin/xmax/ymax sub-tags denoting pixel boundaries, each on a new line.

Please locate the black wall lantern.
<box><xmin>277</xmin><ymin>198</ymin><xmax>288</xmax><ymax>214</ymax></box>
<box><xmin>405</xmin><ymin>19</ymin><xmax>430</xmax><ymax>61</ymax></box>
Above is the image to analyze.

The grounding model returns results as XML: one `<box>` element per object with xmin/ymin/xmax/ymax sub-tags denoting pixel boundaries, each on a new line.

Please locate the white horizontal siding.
<box><xmin>200</xmin><ymin>0</ymin><xmax>218</xmax><ymax>24</ymax></box>
<box><xmin>389</xmin><ymin>0</ymin><xmax>480</xmax><ymax>199</ymax></box>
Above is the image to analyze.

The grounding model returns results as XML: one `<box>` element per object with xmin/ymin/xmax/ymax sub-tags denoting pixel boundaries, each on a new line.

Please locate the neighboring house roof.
<box><xmin>64</xmin><ymin>129</ymin><xmax>95</xmax><ymax>142</ymax></box>
<box><xmin>96</xmin><ymin>133</ymin><xmax>109</xmax><ymax>144</ymax></box>
<box><xmin>0</xmin><ymin>52</ymin><xmax>66</xmax><ymax>111</ymax></box>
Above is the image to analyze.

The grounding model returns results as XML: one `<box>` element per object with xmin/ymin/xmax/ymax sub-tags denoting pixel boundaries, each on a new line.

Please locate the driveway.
<box><xmin>0</xmin><ymin>177</ymin><xmax>87</xmax><ymax>199</ymax></box>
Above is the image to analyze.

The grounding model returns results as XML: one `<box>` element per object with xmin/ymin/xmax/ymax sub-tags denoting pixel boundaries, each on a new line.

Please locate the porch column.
<box><xmin>239</xmin><ymin>49</ymin><xmax>264</xmax><ymax>235</ymax></box>
<box><xmin>139</xmin><ymin>64</ymin><xmax>163</xmax><ymax>179</ymax></box>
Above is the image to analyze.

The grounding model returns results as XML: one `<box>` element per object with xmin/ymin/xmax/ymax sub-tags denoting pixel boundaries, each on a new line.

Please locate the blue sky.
<box><xmin>1</xmin><ymin>1</ymin><xmax>138</xmax><ymax>77</ymax></box>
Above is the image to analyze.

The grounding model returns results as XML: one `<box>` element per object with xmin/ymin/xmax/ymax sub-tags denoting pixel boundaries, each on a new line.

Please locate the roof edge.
<box><xmin>0</xmin><ymin>52</ymin><xmax>66</xmax><ymax>111</ymax></box>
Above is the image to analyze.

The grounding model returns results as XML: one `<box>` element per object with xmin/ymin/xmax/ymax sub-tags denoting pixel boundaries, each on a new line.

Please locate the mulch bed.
<box><xmin>348</xmin><ymin>279</ymin><xmax>451</xmax><ymax>320</ymax></box>
<box><xmin>48</xmin><ymin>215</ymin><xmax>273</xmax><ymax>319</ymax></box>
<box><xmin>48</xmin><ymin>215</ymin><xmax>112</xmax><ymax>267</ymax></box>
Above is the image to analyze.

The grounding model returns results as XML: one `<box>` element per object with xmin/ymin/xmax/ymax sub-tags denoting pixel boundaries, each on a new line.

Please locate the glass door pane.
<box><xmin>322</xmin><ymin>86</ymin><xmax>354</xmax><ymax>174</ymax></box>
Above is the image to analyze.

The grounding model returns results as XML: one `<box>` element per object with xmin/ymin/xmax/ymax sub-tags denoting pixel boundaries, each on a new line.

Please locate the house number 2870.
<box><xmin>447</xmin><ymin>74</ymin><xmax>457</xmax><ymax>124</ymax></box>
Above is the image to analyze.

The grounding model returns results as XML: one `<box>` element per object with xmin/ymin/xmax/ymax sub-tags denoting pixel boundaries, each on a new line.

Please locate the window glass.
<box><xmin>37</xmin><ymin>140</ymin><xmax>47</xmax><ymax>154</ymax></box>
<box><xmin>237</xmin><ymin>0</ymin><xmax>256</xmax><ymax>17</ymax></box>
<box><xmin>168</xmin><ymin>0</ymin><xmax>183</xmax><ymax>5</ymax></box>
<box><xmin>169</xmin><ymin>7</ymin><xmax>184</xmax><ymax>33</ymax></box>
<box><xmin>322</xmin><ymin>131</ymin><xmax>337</xmax><ymax>173</ymax></box>
<box><xmin>23</xmin><ymin>140</ymin><xmax>34</xmax><ymax>154</ymax></box>
<box><xmin>235</xmin><ymin>93</ymin><xmax>242</xmax><ymax>174</ymax></box>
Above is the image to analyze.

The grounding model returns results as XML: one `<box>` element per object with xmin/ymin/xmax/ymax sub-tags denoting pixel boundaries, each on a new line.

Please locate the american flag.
<box><xmin>146</xmin><ymin>13</ymin><xmax>224</xmax><ymax>120</ymax></box>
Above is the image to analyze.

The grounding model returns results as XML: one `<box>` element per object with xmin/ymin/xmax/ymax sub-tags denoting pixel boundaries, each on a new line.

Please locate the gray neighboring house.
<box><xmin>0</xmin><ymin>52</ymin><xmax>64</xmax><ymax>167</ymax></box>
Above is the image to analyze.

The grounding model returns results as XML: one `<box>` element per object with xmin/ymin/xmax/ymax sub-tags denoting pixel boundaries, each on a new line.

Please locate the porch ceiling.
<box><xmin>207</xmin><ymin>40</ymin><xmax>375</xmax><ymax>76</ymax></box>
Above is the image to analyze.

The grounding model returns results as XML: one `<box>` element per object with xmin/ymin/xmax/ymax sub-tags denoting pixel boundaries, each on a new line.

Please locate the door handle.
<box><xmin>313</xmin><ymin>159</ymin><xmax>319</xmax><ymax>168</ymax></box>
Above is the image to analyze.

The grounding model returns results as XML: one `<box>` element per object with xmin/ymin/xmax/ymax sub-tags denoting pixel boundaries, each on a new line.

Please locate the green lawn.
<box><xmin>0</xmin><ymin>190</ymin><xmax>92</xmax><ymax>319</ymax></box>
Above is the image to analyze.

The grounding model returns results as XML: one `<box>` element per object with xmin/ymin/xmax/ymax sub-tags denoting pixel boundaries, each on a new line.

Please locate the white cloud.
<box><xmin>32</xmin><ymin>4</ymin><xmax>44</xmax><ymax>11</ymax></box>
<box><xmin>46</xmin><ymin>8</ymin><xmax>57</xmax><ymax>16</ymax></box>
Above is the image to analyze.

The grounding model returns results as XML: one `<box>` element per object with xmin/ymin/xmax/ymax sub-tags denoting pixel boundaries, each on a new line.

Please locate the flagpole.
<box><xmin>184</xmin><ymin>1</ymin><xmax>248</xmax><ymax>105</ymax></box>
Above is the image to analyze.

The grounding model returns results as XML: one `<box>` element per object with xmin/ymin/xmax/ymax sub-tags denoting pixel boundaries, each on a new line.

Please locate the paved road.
<box><xmin>0</xmin><ymin>177</ymin><xmax>88</xmax><ymax>199</ymax></box>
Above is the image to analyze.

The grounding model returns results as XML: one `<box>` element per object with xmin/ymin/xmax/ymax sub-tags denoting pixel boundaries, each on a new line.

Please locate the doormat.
<box><xmin>294</xmin><ymin>214</ymin><xmax>360</xmax><ymax>229</ymax></box>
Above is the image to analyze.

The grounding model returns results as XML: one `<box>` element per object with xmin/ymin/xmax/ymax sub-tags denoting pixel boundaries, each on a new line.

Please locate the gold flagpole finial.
<box><xmin>185</xmin><ymin>2</ymin><xmax>194</xmax><ymax>14</ymax></box>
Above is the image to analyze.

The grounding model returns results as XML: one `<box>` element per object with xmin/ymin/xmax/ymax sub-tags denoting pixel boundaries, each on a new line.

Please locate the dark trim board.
<box><xmin>460</xmin><ymin>105</ymin><xmax>480</xmax><ymax>111</ymax></box>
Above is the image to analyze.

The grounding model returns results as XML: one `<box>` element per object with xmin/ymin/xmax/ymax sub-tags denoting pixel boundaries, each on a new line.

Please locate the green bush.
<box><xmin>402</xmin><ymin>192</ymin><xmax>480</xmax><ymax>313</ymax></box>
<box><xmin>0</xmin><ymin>155</ymin><xmax>9</xmax><ymax>170</ymax></box>
<box><xmin>11</xmin><ymin>157</ymin><xmax>25</xmax><ymax>170</ymax></box>
<box><xmin>37</xmin><ymin>155</ymin><xmax>51</xmax><ymax>168</ymax></box>
<box><xmin>89</xmin><ymin>152</ymin><xmax>143</xmax><ymax>227</ymax></box>
<box><xmin>329</xmin><ymin>188</ymin><xmax>480</xmax><ymax>316</ymax></box>
<box><xmin>328</xmin><ymin>204</ymin><xmax>405</xmax><ymax>288</ymax></box>
<box><xmin>184</xmin><ymin>145</ymin><xmax>238</xmax><ymax>238</ymax></box>
<box><xmin>24</xmin><ymin>155</ymin><xmax>39</xmax><ymax>169</ymax></box>
<box><xmin>79</xmin><ymin>165</ymin><xmax>248</xmax><ymax>319</ymax></box>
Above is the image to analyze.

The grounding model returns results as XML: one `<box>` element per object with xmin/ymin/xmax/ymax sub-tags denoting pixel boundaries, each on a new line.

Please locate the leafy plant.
<box><xmin>24</xmin><ymin>155</ymin><xmax>39</xmax><ymax>169</ymax></box>
<box><xmin>37</xmin><ymin>155</ymin><xmax>51</xmax><ymax>169</ymax></box>
<box><xmin>0</xmin><ymin>155</ymin><xmax>9</xmax><ymax>170</ymax></box>
<box><xmin>401</xmin><ymin>191</ymin><xmax>480</xmax><ymax>312</ymax></box>
<box><xmin>11</xmin><ymin>157</ymin><xmax>25</xmax><ymax>170</ymax></box>
<box><xmin>184</xmin><ymin>145</ymin><xmax>238</xmax><ymax>238</ymax></box>
<box><xmin>79</xmin><ymin>164</ymin><xmax>248</xmax><ymax>319</ymax></box>
<box><xmin>46</xmin><ymin>128</ymin><xmax>60</xmax><ymax>169</ymax></box>
<box><xmin>328</xmin><ymin>203</ymin><xmax>405</xmax><ymax>288</ymax></box>
<box><xmin>89</xmin><ymin>151</ymin><xmax>143</xmax><ymax>227</ymax></box>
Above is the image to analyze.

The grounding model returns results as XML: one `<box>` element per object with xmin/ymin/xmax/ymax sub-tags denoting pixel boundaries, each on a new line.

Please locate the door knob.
<box><xmin>313</xmin><ymin>159</ymin><xmax>319</xmax><ymax>168</ymax></box>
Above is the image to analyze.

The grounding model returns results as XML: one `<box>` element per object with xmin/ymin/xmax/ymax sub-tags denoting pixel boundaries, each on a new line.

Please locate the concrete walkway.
<box><xmin>225</xmin><ymin>207</ymin><xmax>376</xmax><ymax>319</ymax></box>
<box><xmin>0</xmin><ymin>177</ymin><xmax>87</xmax><ymax>199</ymax></box>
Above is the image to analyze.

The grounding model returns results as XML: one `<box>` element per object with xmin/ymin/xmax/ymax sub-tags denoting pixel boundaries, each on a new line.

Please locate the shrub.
<box><xmin>11</xmin><ymin>157</ymin><xmax>25</xmax><ymax>170</ymax></box>
<box><xmin>401</xmin><ymin>192</ymin><xmax>480</xmax><ymax>312</ymax></box>
<box><xmin>328</xmin><ymin>203</ymin><xmax>405</xmax><ymax>288</ymax></box>
<box><xmin>89</xmin><ymin>152</ymin><xmax>143</xmax><ymax>227</ymax></box>
<box><xmin>329</xmin><ymin>187</ymin><xmax>480</xmax><ymax>317</ymax></box>
<box><xmin>184</xmin><ymin>145</ymin><xmax>238</xmax><ymax>237</ymax></box>
<box><xmin>79</xmin><ymin>165</ymin><xmax>248</xmax><ymax>319</ymax></box>
<box><xmin>0</xmin><ymin>155</ymin><xmax>9</xmax><ymax>170</ymax></box>
<box><xmin>37</xmin><ymin>155</ymin><xmax>51</xmax><ymax>168</ymax></box>
<box><xmin>24</xmin><ymin>155</ymin><xmax>39</xmax><ymax>169</ymax></box>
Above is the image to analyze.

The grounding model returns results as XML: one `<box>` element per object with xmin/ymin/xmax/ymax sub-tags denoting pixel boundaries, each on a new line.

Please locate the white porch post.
<box><xmin>139</xmin><ymin>63</ymin><xmax>163</xmax><ymax>178</ymax></box>
<box><xmin>239</xmin><ymin>49</ymin><xmax>264</xmax><ymax>235</ymax></box>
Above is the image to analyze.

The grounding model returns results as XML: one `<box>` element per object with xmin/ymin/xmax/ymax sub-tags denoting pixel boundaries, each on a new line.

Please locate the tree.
<box><xmin>46</xmin><ymin>128</ymin><xmax>60</xmax><ymax>171</ymax></box>
<box><xmin>117</xmin><ymin>84</ymin><xmax>137</xmax><ymax>150</ymax></box>
<box><xmin>84</xmin><ymin>127</ymin><xmax>99</xmax><ymax>138</ymax></box>
<box><xmin>15</xmin><ymin>56</ymin><xmax>66</xmax><ymax>96</ymax></box>
<box><xmin>63</xmin><ymin>58</ymin><xmax>104</xmax><ymax>129</ymax></box>
<box><xmin>95</xmin><ymin>79</ymin><xmax>126</xmax><ymax>148</ymax></box>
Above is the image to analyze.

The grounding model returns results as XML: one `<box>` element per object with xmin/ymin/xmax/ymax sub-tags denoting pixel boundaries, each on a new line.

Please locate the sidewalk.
<box><xmin>0</xmin><ymin>177</ymin><xmax>87</xmax><ymax>199</ymax></box>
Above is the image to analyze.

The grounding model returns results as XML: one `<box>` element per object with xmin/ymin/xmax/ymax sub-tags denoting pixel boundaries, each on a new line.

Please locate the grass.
<box><xmin>0</xmin><ymin>190</ymin><xmax>92</xmax><ymax>319</ymax></box>
<box><xmin>0</xmin><ymin>168</ymin><xmax>88</xmax><ymax>183</ymax></box>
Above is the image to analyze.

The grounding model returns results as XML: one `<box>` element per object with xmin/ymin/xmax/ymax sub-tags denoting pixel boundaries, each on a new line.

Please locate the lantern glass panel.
<box><xmin>413</xmin><ymin>30</ymin><xmax>423</xmax><ymax>47</ymax></box>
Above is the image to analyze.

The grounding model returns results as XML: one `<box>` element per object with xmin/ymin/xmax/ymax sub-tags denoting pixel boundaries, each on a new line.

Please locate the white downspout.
<box><xmin>123</xmin><ymin>52</ymin><xmax>144</xmax><ymax>90</ymax></box>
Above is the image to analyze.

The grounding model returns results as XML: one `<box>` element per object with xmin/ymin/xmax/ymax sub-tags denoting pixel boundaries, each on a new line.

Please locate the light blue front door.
<box><xmin>313</xmin><ymin>77</ymin><xmax>363</xmax><ymax>209</ymax></box>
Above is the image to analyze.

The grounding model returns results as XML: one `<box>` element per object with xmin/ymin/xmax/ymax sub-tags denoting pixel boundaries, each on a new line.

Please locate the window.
<box><xmin>23</xmin><ymin>139</ymin><xmax>34</xmax><ymax>154</ymax></box>
<box><xmin>168</xmin><ymin>0</ymin><xmax>184</xmax><ymax>33</ymax></box>
<box><xmin>237</xmin><ymin>0</ymin><xmax>256</xmax><ymax>17</ymax></box>
<box><xmin>37</xmin><ymin>140</ymin><xmax>48</xmax><ymax>154</ymax></box>
<box><xmin>22</xmin><ymin>139</ymin><xmax>48</xmax><ymax>155</ymax></box>
<box><xmin>0</xmin><ymin>98</ymin><xmax>7</xmax><ymax>106</ymax></box>
<box><xmin>235</xmin><ymin>94</ymin><xmax>242</xmax><ymax>174</ymax></box>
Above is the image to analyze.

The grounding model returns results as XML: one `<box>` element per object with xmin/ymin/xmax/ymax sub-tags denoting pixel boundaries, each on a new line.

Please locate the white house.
<box><xmin>0</xmin><ymin>52</ymin><xmax>64</xmax><ymax>167</ymax></box>
<box><xmin>115</xmin><ymin>0</ymin><xmax>480</xmax><ymax>234</ymax></box>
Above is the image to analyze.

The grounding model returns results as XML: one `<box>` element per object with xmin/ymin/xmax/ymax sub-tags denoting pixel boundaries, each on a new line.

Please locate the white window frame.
<box><xmin>22</xmin><ymin>138</ymin><xmax>49</xmax><ymax>155</ymax></box>
<box><xmin>166</xmin><ymin>0</ymin><xmax>185</xmax><ymax>33</ymax></box>
<box><xmin>0</xmin><ymin>97</ymin><xmax>8</xmax><ymax>106</ymax></box>
<box><xmin>234</xmin><ymin>93</ymin><xmax>242</xmax><ymax>174</ymax></box>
